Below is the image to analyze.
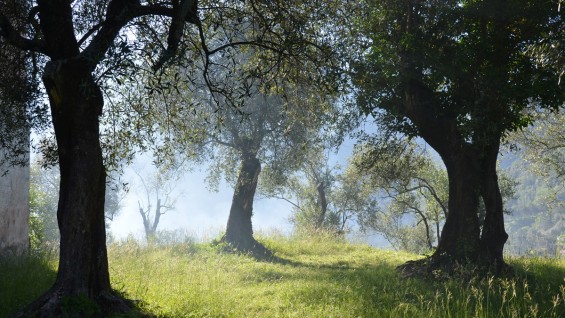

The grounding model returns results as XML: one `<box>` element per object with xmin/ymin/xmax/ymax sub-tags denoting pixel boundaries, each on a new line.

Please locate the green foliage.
<box><xmin>101</xmin><ymin>0</ymin><xmax>345</xmax><ymax>177</ymax></box>
<box><xmin>352</xmin><ymin>137</ymin><xmax>447</xmax><ymax>253</ymax></box>
<box><xmin>29</xmin><ymin>163</ymin><xmax>59</xmax><ymax>250</ymax></box>
<box><xmin>28</xmin><ymin>159</ymin><xmax>124</xmax><ymax>249</ymax></box>
<box><xmin>503</xmin><ymin>153</ymin><xmax>564</xmax><ymax>256</ymax></box>
<box><xmin>354</xmin><ymin>0</ymin><xmax>564</xmax><ymax>139</ymax></box>
<box><xmin>2</xmin><ymin>236</ymin><xmax>565</xmax><ymax>318</ymax></box>
<box><xmin>509</xmin><ymin>108</ymin><xmax>565</xmax><ymax>182</ymax></box>
<box><xmin>0</xmin><ymin>0</ymin><xmax>44</xmax><ymax>171</ymax></box>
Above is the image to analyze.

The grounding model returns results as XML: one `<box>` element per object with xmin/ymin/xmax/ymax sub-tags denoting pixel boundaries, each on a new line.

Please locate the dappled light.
<box><xmin>0</xmin><ymin>0</ymin><xmax>563</xmax><ymax>316</ymax></box>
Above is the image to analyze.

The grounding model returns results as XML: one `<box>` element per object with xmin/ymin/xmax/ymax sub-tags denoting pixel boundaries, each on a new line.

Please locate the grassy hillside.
<box><xmin>1</xmin><ymin>234</ymin><xmax>564</xmax><ymax>317</ymax></box>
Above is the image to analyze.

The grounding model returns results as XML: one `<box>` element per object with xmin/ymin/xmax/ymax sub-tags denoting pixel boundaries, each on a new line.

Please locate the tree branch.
<box><xmin>153</xmin><ymin>0</ymin><xmax>198</xmax><ymax>70</ymax></box>
<box><xmin>0</xmin><ymin>12</ymin><xmax>46</xmax><ymax>53</ymax></box>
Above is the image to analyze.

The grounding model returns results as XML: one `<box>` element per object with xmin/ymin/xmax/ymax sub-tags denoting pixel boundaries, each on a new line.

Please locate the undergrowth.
<box><xmin>1</xmin><ymin>233</ymin><xmax>563</xmax><ymax>317</ymax></box>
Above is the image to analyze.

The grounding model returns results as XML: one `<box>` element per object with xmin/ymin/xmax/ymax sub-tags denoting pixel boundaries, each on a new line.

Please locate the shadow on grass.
<box><xmin>0</xmin><ymin>251</ymin><xmax>57</xmax><ymax>318</ymax></box>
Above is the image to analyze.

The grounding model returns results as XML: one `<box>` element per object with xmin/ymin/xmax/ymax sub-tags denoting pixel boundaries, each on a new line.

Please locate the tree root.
<box><xmin>397</xmin><ymin>255</ymin><xmax>514</xmax><ymax>280</ymax></box>
<box><xmin>217</xmin><ymin>235</ymin><xmax>276</xmax><ymax>261</ymax></box>
<box><xmin>13</xmin><ymin>285</ymin><xmax>147</xmax><ymax>318</ymax></box>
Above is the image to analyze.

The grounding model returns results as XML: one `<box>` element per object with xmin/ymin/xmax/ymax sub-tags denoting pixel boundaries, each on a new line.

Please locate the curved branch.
<box><xmin>153</xmin><ymin>0</ymin><xmax>198</xmax><ymax>70</ymax></box>
<box><xmin>0</xmin><ymin>12</ymin><xmax>46</xmax><ymax>53</ymax></box>
<box><xmin>270</xmin><ymin>194</ymin><xmax>301</xmax><ymax>210</ymax></box>
<box><xmin>414</xmin><ymin>177</ymin><xmax>448</xmax><ymax>217</ymax></box>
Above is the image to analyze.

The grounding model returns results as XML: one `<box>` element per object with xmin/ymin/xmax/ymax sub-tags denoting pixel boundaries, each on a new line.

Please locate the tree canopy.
<box><xmin>352</xmin><ymin>0</ymin><xmax>564</xmax><ymax>270</ymax></box>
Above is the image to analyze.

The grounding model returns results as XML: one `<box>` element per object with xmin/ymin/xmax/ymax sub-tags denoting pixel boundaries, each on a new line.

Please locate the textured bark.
<box><xmin>223</xmin><ymin>155</ymin><xmax>263</xmax><ymax>252</ymax></box>
<box><xmin>401</xmin><ymin>80</ymin><xmax>483</xmax><ymax>264</ymax></box>
<box><xmin>0</xmin><ymin>147</ymin><xmax>29</xmax><ymax>257</ymax></box>
<box><xmin>432</xmin><ymin>152</ymin><xmax>481</xmax><ymax>262</ymax></box>
<box><xmin>479</xmin><ymin>142</ymin><xmax>508</xmax><ymax>270</ymax></box>
<box><xmin>397</xmin><ymin>48</ymin><xmax>507</xmax><ymax>269</ymax></box>
<box><xmin>16</xmin><ymin>58</ymin><xmax>131</xmax><ymax>317</ymax></box>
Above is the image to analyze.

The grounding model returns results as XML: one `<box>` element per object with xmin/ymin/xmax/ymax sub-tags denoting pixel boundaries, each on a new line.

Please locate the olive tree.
<box><xmin>1</xmin><ymin>0</ymin><xmax>337</xmax><ymax>314</ymax></box>
<box><xmin>353</xmin><ymin>0</ymin><xmax>564</xmax><ymax>272</ymax></box>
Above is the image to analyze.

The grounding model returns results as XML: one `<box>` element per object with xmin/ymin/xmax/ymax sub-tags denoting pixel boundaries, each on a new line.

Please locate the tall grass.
<box><xmin>1</xmin><ymin>233</ymin><xmax>564</xmax><ymax>317</ymax></box>
<box><xmin>0</xmin><ymin>249</ymin><xmax>57</xmax><ymax>316</ymax></box>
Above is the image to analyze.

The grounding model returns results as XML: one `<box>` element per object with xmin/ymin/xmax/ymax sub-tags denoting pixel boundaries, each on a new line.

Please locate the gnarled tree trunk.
<box><xmin>17</xmin><ymin>59</ymin><xmax>130</xmax><ymax>316</ymax></box>
<box><xmin>479</xmin><ymin>142</ymin><xmax>508</xmax><ymax>270</ymax></box>
<box><xmin>223</xmin><ymin>154</ymin><xmax>266</xmax><ymax>254</ymax></box>
<box><xmin>432</xmin><ymin>151</ymin><xmax>482</xmax><ymax>263</ymax></box>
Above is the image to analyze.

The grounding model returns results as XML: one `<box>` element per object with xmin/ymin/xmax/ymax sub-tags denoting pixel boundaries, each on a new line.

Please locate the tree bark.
<box><xmin>479</xmin><ymin>142</ymin><xmax>508</xmax><ymax>270</ymax></box>
<box><xmin>17</xmin><ymin>59</ymin><xmax>130</xmax><ymax>317</ymax></box>
<box><xmin>223</xmin><ymin>154</ymin><xmax>262</xmax><ymax>252</ymax></box>
<box><xmin>432</xmin><ymin>151</ymin><xmax>482</xmax><ymax>263</ymax></box>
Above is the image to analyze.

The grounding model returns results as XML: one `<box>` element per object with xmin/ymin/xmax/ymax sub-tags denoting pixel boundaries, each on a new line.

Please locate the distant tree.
<box><xmin>134</xmin><ymin>168</ymin><xmax>176</xmax><ymax>242</ymax></box>
<box><xmin>353</xmin><ymin>0</ymin><xmax>564</xmax><ymax>272</ymax></box>
<box><xmin>265</xmin><ymin>147</ymin><xmax>340</xmax><ymax>233</ymax></box>
<box><xmin>266</xmin><ymin>146</ymin><xmax>377</xmax><ymax>236</ymax></box>
<box><xmin>352</xmin><ymin>137</ymin><xmax>447</xmax><ymax>252</ymax></box>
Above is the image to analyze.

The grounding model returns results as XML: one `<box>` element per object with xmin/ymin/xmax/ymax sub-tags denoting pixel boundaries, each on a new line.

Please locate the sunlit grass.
<box><xmin>1</xmin><ymin>234</ymin><xmax>564</xmax><ymax>317</ymax></box>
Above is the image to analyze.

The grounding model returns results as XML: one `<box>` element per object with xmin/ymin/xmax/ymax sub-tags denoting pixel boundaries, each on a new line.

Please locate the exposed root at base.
<box><xmin>217</xmin><ymin>236</ymin><xmax>276</xmax><ymax>261</ymax></box>
<box><xmin>13</xmin><ymin>286</ymin><xmax>148</xmax><ymax>318</ymax></box>
<box><xmin>397</xmin><ymin>256</ymin><xmax>513</xmax><ymax>280</ymax></box>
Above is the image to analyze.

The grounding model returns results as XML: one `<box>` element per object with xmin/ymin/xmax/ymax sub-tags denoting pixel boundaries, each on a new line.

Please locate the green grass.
<box><xmin>1</xmin><ymin>235</ymin><xmax>564</xmax><ymax>317</ymax></box>
<box><xmin>0</xmin><ymin>249</ymin><xmax>57</xmax><ymax>316</ymax></box>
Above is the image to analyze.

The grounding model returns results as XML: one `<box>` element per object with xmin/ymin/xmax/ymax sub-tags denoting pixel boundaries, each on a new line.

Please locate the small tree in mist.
<box><xmin>265</xmin><ymin>146</ymin><xmax>377</xmax><ymax>237</ymax></box>
<box><xmin>134</xmin><ymin>168</ymin><xmax>177</xmax><ymax>242</ymax></box>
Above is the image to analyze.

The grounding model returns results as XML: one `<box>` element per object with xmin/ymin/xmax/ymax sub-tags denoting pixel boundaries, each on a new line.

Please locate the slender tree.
<box><xmin>134</xmin><ymin>168</ymin><xmax>176</xmax><ymax>242</ymax></box>
<box><xmin>104</xmin><ymin>7</ymin><xmax>342</xmax><ymax>255</ymax></box>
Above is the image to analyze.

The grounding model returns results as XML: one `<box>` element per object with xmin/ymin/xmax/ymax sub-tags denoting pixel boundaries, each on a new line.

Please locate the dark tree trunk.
<box><xmin>401</xmin><ymin>82</ymin><xmax>483</xmax><ymax>265</ymax></box>
<box><xmin>315</xmin><ymin>181</ymin><xmax>328</xmax><ymax>229</ymax></box>
<box><xmin>432</xmin><ymin>152</ymin><xmax>482</xmax><ymax>263</ymax></box>
<box><xmin>223</xmin><ymin>154</ymin><xmax>266</xmax><ymax>253</ymax></box>
<box><xmin>479</xmin><ymin>143</ymin><xmax>508</xmax><ymax>271</ymax></box>
<box><xmin>17</xmin><ymin>60</ymin><xmax>130</xmax><ymax>317</ymax></box>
